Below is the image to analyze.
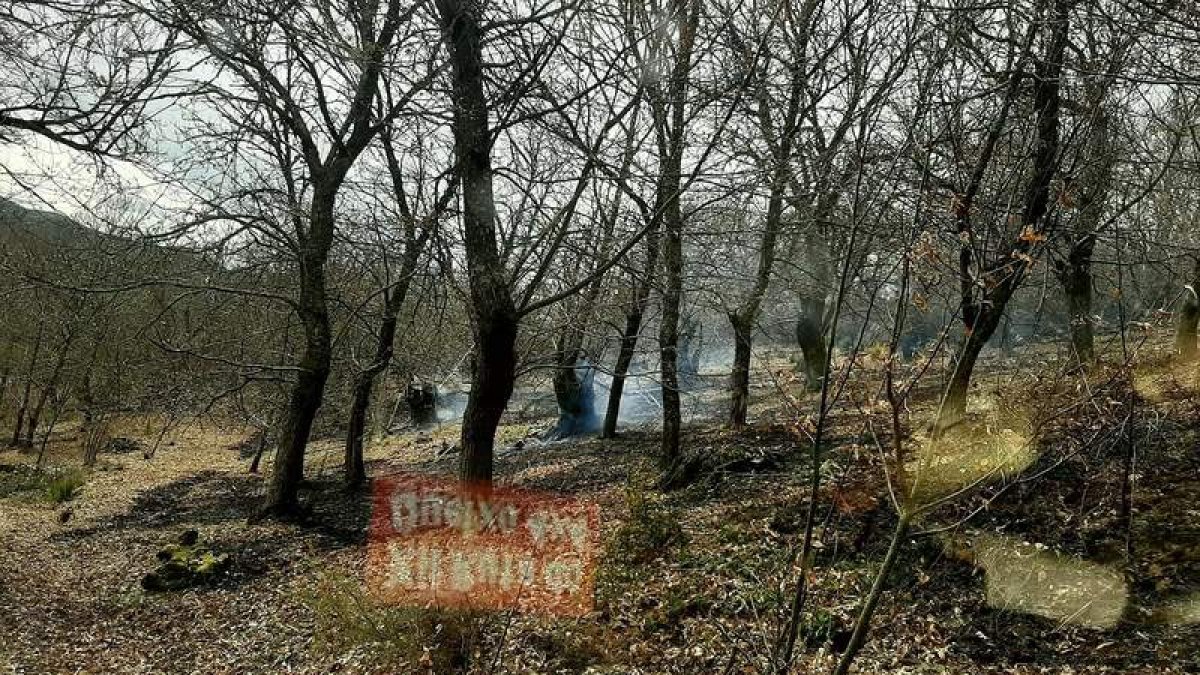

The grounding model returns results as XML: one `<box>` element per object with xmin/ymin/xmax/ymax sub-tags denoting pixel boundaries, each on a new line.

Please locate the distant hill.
<box><xmin>0</xmin><ymin>197</ymin><xmax>100</xmax><ymax>247</ymax></box>
<box><xmin>0</xmin><ymin>197</ymin><xmax>215</xmax><ymax>284</ymax></box>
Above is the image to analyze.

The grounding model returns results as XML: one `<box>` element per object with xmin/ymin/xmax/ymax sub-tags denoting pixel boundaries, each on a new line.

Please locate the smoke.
<box><xmin>545</xmin><ymin>357</ymin><xmax>603</xmax><ymax>439</ymax></box>
<box><xmin>427</xmin><ymin>331</ymin><xmax>740</xmax><ymax>435</ymax></box>
<box><xmin>696</xmin><ymin>344</ymin><xmax>733</xmax><ymax>374</ymax></box>
<box><xmin>593</xmin><ymin>369</ymin><xmax>662</xmax><ymax>428</ymax></box>
<box><xmin>591</xmin><ymin>339</ymin><xmax>736</xmax><ymax>431</ymax></box>
<box><xmin>436</xmin><ymin>390</ymin><xmax>468</xmax><ymax>423</ymax></box>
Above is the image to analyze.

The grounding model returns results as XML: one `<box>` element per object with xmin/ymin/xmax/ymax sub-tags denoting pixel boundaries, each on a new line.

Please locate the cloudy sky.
<box><xmin>0</xmin><ymin>135</ymin><xmax>194</xmax><ymax>230</ymax></box>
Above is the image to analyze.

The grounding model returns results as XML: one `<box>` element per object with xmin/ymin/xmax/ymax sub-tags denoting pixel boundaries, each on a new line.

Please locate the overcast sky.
<box><xmin>0</xmin><ymin>135</ymin><xmax>194</xmax><ymax>230</ymax></box>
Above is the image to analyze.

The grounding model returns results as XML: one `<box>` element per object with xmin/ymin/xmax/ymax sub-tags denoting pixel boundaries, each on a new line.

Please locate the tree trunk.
<box><xmin>551</xmin><ymin>353</ymin><xmax>598</xmax><ymax>438</ymax></box>
<box><xmin>343</xmin><ymin>377</ymin><xmax>372</xmax><ymax>488</ymax></box>
<box><xmin>460</xmin><ymin>318</ymin><xmax>517</xmax><ymax>482</ymax></box>
<box><xmin>793</xmin><ymin>223</ymin><xmax>834</xmax><ymax>394</ymax></box>
<box><xmin>10</xmin><ymin>402</ymin><xmax>26</xmax><ymax>448</ymax></box>
<box><xmin>602</xmin><ymin>223</ymin><xmax>660</xmax><ymax>438</ymax></box>
<box><xmin>727</xmin><ymin>60</ymin><xmax>793</xmax><ymax>427</ymax></box>
<box><xmin>248</xmin><ymin>428</ymin><xmax>269</xmax><ymax>474</ymax></box>
<box><xmin>25</xmin><ymin>389</ymin><xmax>46</xmax><ymax>448</ymax></box>
<box><xmin>251</xmin><ymin>0</ymin><xmax>395</xmax><ymax>512</ymax></box>
<box><xmin>937</xmin><ymin>312</ymin><xmax>996</xmax><ymax>430</ymax></box>
<box><xmin>602</xmin><ymin>308</ymin><xmax>644</xmax><ymax>438</ymax></box>
<box><xmin>437</xmin><ymin>0</ymin><xmax>520</xmax><ymax>485</ymax></box>
<box><xmin>1062</xmin><ymin>254</ymin><xmax>1095</xmax><ymax>364</ymax></box>
<box><xmin>11</xmin><ymin>321</ymin><xmax>44</xmax><ymax>448</ymax></box>
<box><xmin>659</xmin><ymin>202</ymin><xmax>684</xmax><ymax>467</ymax></box>
<box><xmin>550</xmin><ymin>238</ymin><xmax>609</xmax><ymax>439</ymax></box>
<box><xmin>936</xmin><ymin>0</ymin><xmax>1067</xmax><ymax>430</ymax></box>
<box><xmin>795</xmin><ymin>295</ymin><xmax>828</xmax><ymax>393</ymax></box>
<box><xmin>0</xmin><ymin>366</ymin><xmax>9</xmax><ymax>419</ymax></box>
<box><xmin>1177</xmin><ymin>267</ymin><xmax>1200</xmax><ymax>359</ymax></box>
<box><xmin>728</xmin><ymin>314</ymin><xmax>753</xmax><ymax>428</ymax></box>
<box><xmin>344</xmin><ymin>124</ymin><xmax>435</xmax><ymax>488</ymax></box>
<box><xmin>33</xmin><ymin>388</ymin><xmax>63</xmax><ymax>470</ymax></box>
<box><xmin>265</xmin><ymin>197</ymin><xmax>335</xmax><ymax>518</ymax></box>
<box><xmin>78</xmin><ymin>368</ymin><xmax>96</xmax><ymax>431</ymax></box>
<box><xmin>344</xmin><ymin>311</ymin><xmax>399</xmax><ymax>489</ymax></box>
<box><xmin>26</xmin><ymin>335</ymin><xmax>72</xmax><ymax>448</ymax></box>
<box><xmin>643</xmin><ymin>0</ymin><xmax>698</xmax><ymax>469</ymax></box>
<box><xmin>1057</xmin><ymin>87</ymin><xmax>1112</xmax><ymax>367</ymax></box>
<box><xmin>266</xmin><ymin>325</ymin><xmax>330</xmax><ymax>516</ymax></box>
<box><xmin>550</xmin><ymin>270</ymin><xmax>605</xmax><ymax>440</ymax></box>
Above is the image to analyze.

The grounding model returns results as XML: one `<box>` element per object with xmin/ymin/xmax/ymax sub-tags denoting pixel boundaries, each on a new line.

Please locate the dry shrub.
<box><xmin>302</xmin><ymin>570</ymin><xmax>480</xmax><ymax>672</ymax></box>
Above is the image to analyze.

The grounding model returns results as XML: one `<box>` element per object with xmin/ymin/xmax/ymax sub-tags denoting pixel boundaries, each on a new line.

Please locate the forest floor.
<box><xmin>1</xmin><ymin>335</ymin><xmax>1198</xmax><ymax>674</ymax></box>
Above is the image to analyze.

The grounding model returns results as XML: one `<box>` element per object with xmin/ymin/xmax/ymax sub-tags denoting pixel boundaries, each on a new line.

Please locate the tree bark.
<box><xmin>0</xmin><ymin>366</ymin><xmax>9</xmax><ymax>419</ymax></box>
<box><xmin>602</xmin><ymin>224</ymin><xmax>661</xmax><ymax>438</ymax></box>
<box><xmin>11</xmin><ymin>320</ymin><xmax>43</xmax><ymax>448</ymax></box>
<box><xmin>343</xmin><ymin>121</ymin><xmax>441</xmax><ymax>487</ymax></box>
<box><xmin>344</xmin><ymin>313</ymin><xmax>398</xmax><ymax>489</ymax></box>
<box><xmin>653</xmin><ymin>0</ymin><xmax>699</xmax><ymax>468</ymax></box>
<box><xmin>78</xmin><ymin>353</ymin><xmax>98</xmax><ymax>433</ymax></box>
<box><xmin>26</xmin><ymin>371</ymin><xmax>58</xmax><ymax>448</ymax></box>
<box><xmin>938</xmin><ymin>15</ymin><xmax>1040</xmax><ymax>428</ymax></box>
<box><xmin>795</xmin><ymin>294</ymin><xmax>828</xmax><ymax>393</ymax></box>
<box><xmin>342</xmin><ymin>128</ymin><xmax>430</xmax><ymax>489</ymax></box>
<box><xmin>460</xmin><ymin>318</ymin><xmax>517</xmax><ymax>483</ymax></box>
<box><xmin>437</xmin><ymin>0</ymin><xmax>520</xmax><ymax>484</ymax></box>
<box><xmin>551</xmin><ymin>279</ymin><xmax>606</xmax><ymax>439</ymax></box>
<box><xmin>248</xmin><ymin>427</ymin><xmax>269</xmax><ymax>475</ymax></box>
<box><xmin>936</xmin><ymin>2</ymin><xmax>1067</xmax><ymax>430</ymax></box>
<box><xmin>793</xmin><ymin>220</ymin><xmax>834</xmax><ymax>393</ymax></box>
<box><xmin>25</xmin><ymin>394</ymin><xmax>44</xmax><ymax>450</ymax></box>
<box><xmin>1176</xmin><ymin>259</ymin><xmax>1200</xmax><ymax>359</ymax></box>
<box><xmin>26</xmin><ymin>331</ymin><xmax>73</xmax><ymax>448</ymax></box>
<box><xmin>938</xmin><ymin>308</ymin><xmax>999</xmax><ymax>429</ymax></box>
<box><xmin>256</xmin><ymin>0</ymin><xmax>401</xmax><ymax>516</ymax></box>
<box><xmin>265</xmin><ymin>194</ymin><xmax>335</xmax><ymax>517</ymax></box>
<box><xmin>1056</xmin><ymin>87</ymin><xmax>1113</xmax><ymax>367</ymax></box>
<box><xmin>1062</xmin><ymin>254</ymin><xmax>1096</xmax><ymax>363</ymax></box>
<box><xmin>728</xmin><ymin>314</ymin><xmax>753</xmax><ymax>427</ymax></box>
<box><xmin>33</xmin><ymin>388</ymin><xmax>64</xmax><ymax>471</ymax></box>
<box><xmin>659</xmin><ymin>186</ymin><xmax>684</xmax><ymax>467</ymax></box>
<box><xmin>603</xmin><ymin>308</ymin><xmax>645</xmax><ymax>438</ymax></box>
<box><xmin>551</xmin><ymin>352</ymin><xmax>599</xmax><ymax>438</ymax></box>
<box><xmin>549</xmin><ymin>216</ymin><xmax>613</xmax><ymax>439</ymax></box>
<box><xmin>727</xmin><ymin>27</ymin><xmax>798</xmax><ymax>427</ymax></box>
<box><xmin>727</xmin><ymin>204</ymin><xmax>782</xmax><ymax>425</ymax></box>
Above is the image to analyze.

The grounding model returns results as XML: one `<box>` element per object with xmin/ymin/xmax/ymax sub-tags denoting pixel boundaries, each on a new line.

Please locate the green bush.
<box><xmin>0</xmin><ymin>466</ymin><xmax>89</xmax><ymax>503</ymax></box>
<box><xmin>45</xmin><ymin>470</ymin><xmax>85</xmax><ymax>503</ymax></box>
<box><xmin>800</xmin><ymin>607</ymin><xmax>835</xmax><ymax>647</ymax></box>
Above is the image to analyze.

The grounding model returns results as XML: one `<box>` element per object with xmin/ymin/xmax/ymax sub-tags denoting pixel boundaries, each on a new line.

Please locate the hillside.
<box><xmin>0</xmin><ymin>337</ymin><xmax>1197</xmax><ymax>673</ymax></box>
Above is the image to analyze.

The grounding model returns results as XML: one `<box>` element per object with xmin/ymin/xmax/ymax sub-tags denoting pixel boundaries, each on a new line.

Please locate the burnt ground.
<box><xmin>1</xmin><ymin>340</ymin><xmax>1198</xmax><ymax>673</ymax></box>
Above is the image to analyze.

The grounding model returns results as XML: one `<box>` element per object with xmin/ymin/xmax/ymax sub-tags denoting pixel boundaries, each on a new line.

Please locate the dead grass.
<box><xmin>1</xmin><ymin>336</ymin><xmax>1198</xmax><ymax>674</ymax></box>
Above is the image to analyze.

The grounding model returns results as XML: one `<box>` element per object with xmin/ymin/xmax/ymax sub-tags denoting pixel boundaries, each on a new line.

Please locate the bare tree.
<box><xmin>342</xmin><ymin>126</ymin><xmax>444</xmax><ymax>489</ymax></box>
<box><xmin>0</xmin><ymin>0</ymin><xmax>182</xmax><ymax>159</ymax></box>
<box><xmin>936</xmin><ymin>0</ymin><xmax>1070</xmax><ymax>430</ymax></box>
<box><xmin>149</xmin><ymin>0</ymin><xmax>435</xmax><ymax>515</ymax></box>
